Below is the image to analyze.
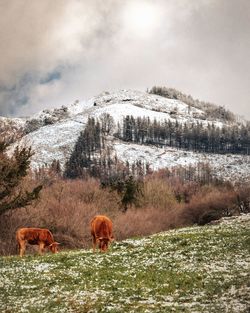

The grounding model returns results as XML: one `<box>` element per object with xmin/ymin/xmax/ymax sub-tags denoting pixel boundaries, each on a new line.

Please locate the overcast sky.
<box><xmin>0</xmin><ymin>0</ymin><xmax>249</xmax><ymax>119</ymax></box>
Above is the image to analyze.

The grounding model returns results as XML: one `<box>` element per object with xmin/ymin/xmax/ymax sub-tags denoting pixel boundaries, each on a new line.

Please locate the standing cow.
<box><xmin>90</xmin><ymin>215</ymin><xmax>114</xmax><ymax>252</ymax></box>
<box><xmin>16</xmin><ymin>227</ymin><xmax>60</xmax><ymax>257</ymax></box>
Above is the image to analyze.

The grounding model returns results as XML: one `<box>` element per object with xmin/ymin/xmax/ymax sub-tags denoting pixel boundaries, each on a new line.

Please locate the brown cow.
<box><xmin>16</xmin><ymin>228</ymin><xmax>60</xmax><ymax>257</ymax></box>
<box><xmin>90</xmin><ymin>215</ymin><xmax>114</xmax><ymax>252</ymax></box>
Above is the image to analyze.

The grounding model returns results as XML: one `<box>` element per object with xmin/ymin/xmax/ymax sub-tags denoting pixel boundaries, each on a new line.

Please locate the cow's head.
<box><xmin>49</xmin><ymin>242</ymin><xmax>60</xmax><ymax>253</ymax></box>
<box><xmin>98</xmin><ymin>236</ymin><xmax>114</xmax><ymax>252</ymax></box>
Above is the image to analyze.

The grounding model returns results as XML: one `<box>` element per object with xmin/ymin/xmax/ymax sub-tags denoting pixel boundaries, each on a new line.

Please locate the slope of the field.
<box><xmin>0</xmin><ymin>214</ymin><xmax>249</xmax><ymax>313</ymax></box>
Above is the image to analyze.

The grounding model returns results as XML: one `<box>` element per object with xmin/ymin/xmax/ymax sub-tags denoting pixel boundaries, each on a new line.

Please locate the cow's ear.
<box><xmin>55</xmin><ymin>242</ymin><xmax>61</xmax><ymax>245</ymax></box>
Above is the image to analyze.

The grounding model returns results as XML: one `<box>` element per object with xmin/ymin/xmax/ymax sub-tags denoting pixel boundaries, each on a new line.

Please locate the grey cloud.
<box><xmin>0</xmin><ymin>0</ymin><xmax>249</xmax><ymax>119</ymax></box>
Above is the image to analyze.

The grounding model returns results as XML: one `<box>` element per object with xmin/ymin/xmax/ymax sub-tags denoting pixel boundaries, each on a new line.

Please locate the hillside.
<box><xmin>149</xmin><ymin>86</ymin><xmax>238</xmax><ymax>123</ymax></box>
<box><xmin>2</xmin><ymin>90</ymin><xmax>250</xmax><ymax>181</ymax></box>
<box><xmin>0</xmin><ymin>214</ymin><xmax>249</xmax><ymax>312</ymax></box>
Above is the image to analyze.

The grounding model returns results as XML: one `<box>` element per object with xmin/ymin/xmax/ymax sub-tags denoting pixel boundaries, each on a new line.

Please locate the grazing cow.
<box><xmin>16</xmin><ymin>228</ymin><xmax>60</xmax><ymax>257</ymax></box>
<box><xmin>90</xmin><ymin>215</ymin><xmax>114</xmax><ymax>252</ymax></box>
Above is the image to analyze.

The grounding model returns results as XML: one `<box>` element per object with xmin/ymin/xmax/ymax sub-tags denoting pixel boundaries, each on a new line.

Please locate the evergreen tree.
<box><xmin>118</xmin><ymin>116</ymin><xmax>249</xmax><ymax>155</ymax></box>
<box><xmin>64</xmin><ymin>117</ymin><xmax>102</xmax><ymax>178</ymax></box>
<box><xmin>0</xmin><ymin>141</ymin><xmax>42</xmax><ymax>216</ymax></box>
<box><xmin>121</xmin><ymin>176</ymin><xmax>142</xmax><ymax>212</ymax></box>
<box><xmin>102</xmin><ymin>174</ymin><xmax>143</xmax><ymax>212</ymax></box>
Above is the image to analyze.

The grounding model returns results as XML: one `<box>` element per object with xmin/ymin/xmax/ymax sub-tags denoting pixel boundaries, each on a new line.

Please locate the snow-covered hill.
<box><xmin>3</xmin><ymin>90</ymin><xmax>249</xmax><ymax>181</ymax></box>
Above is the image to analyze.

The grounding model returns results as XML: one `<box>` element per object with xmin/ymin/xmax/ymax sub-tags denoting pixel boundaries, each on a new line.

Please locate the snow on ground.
<box><xmin>10</xmin><ymin>119</ymin><xmax>87</xmax><ymax>169</ymax></box>
<box><xmin>66</xmin><ymin>100</ymin><xmax>92</xmax><ymax>116</ymax></box>
<box><xmin>113</xmin><ymin>140</ymin><xmax>250</xmax><ymax>182</ymax></box>
<box><xmin>0</xmin><ymin>116</ymin><xmax>26</xmax><ymax>127</ymax></box>
<box><xmin>0</xmin><ymin>116</ymin><xmax>26</xmax><ymax>139</ymax></box>
<box><xmin>23</xmin><ymin>89</ymin><xmax>224</xmax><ymax>131</ymax></box>
<box><xmin>92</xmin><ymin>101</ymin><xmax>175</xmax><ymax>123</ymax></box>
<box><xmin>30</xmin><ymin>99</ymin><xmax>91</xmax><ymax>121</ymax></box>
<box><xmin>92</xmin><ymin>90</ymin><xmax>201</xmax><ymax>117</ymax></box>
<box><xmin>91</xmin><ymin>89</ymin><xmax>224</xmax><ymax>127</ymax></box>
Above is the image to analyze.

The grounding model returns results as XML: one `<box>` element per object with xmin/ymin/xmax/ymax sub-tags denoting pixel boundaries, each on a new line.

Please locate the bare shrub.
<box><xmin>0</xmin><ymin>177</ymin><xmax>121</xmax><ymax>255</ymax></box>
<box><xmin>0</xmin><ymin>174</ymin><xmax>180</xmax><ymax>255</ymax></box>
<box><xmin>180</xmin><ymin>186</ymin><xmax>238</xmax><ymax>225</ymax></box>
<box><xmin>140</xmin><ymin>177</ymin><xmax>176</xmax><ymax>209</ymax></box>
<box><xmin>113</xmin><ymin>206</ymin><xmax>180</xmax><ymax>240</ymax></box>
<box><xmin>235</xmin><ymin>185</ymin><xmax>250</xmax><ymax>213</ymax></box>
<box><xmin>1</xmin><ymin>171</ymin><xmax>249</xmax><ymax>256</ymax></box>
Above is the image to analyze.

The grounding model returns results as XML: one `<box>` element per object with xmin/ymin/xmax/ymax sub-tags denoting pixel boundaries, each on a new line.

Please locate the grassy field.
<box><xmin>0</xmin><ymin>215</ymin><xmax>249</xmax><ymax>313</ymax></box>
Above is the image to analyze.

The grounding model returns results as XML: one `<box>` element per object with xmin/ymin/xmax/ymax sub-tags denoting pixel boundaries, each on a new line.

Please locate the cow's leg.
<box><xmin>17</xmin><ymin>242</ymin><xmax>21</xmax><ymax>256</ymax></box>
<box><xmin>19</xmin><ymin>241</ymin><xmax>26</xmax><ymax>257</ymax></box>
<box><xmin>92</xmin><ymin>236</ymin><xmax>97</xmax><ymax>252</ymax></box>
<box><xmin>38</xmin><ymin>242</ymin><xmax>45</xmax><ymax>255</ymax></box>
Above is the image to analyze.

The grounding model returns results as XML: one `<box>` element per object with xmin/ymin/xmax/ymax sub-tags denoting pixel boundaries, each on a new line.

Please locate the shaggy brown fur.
<box><xmin>16</xmin><ymin>228</ymin><xmax>59</xmax><ymax>257</ymax></box>
<box><xmin>90</xmin><ymin>215</ymin><xmax>114</xmax><ymax>252</ymax></box>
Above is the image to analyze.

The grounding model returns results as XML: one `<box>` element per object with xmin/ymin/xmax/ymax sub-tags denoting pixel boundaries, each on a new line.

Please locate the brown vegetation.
<box><xmin>0</xmin><ymin>170</ymin><xmax>249</xmax><ymax>256</ymax></box>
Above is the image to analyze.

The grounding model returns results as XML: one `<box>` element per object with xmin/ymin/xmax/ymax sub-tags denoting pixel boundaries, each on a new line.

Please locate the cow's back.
<box><xmin>91</xmin><ymin>215</ymin><xmax>113</xmax><ymax>238</ymax></box>
<box><xmin>16</xmin><ymin>228</ymin><xmax>54</xmax><ymax>246</ymax></box>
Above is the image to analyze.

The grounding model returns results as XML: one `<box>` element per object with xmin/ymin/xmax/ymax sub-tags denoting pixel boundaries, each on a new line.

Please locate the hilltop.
<box><xmin>1</xmin><ymin>89</ymin><xmax>249</xmax><ymax>181</ymax></box>
<box><xmin>0</xmin><ymin>214</ymin><xmax>249</xmax><ymax>312</ymax></box>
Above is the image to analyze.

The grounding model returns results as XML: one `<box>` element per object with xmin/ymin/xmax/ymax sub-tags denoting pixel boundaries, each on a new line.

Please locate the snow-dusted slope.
<box><xmin>112</xmin><ymin>140</ymin><xmax>249</xmax><ymax>182</ymax></box>
<box><xmin>90</xmin><ymin>90</ymin><xmax>223</xmax><ymax>127</ymax></box>
<box><xmin>4</xmin><ymin>90</ymin><xmax>249</xmax><ymax>181</ymax></box>
<box><xmin>15</xmin><ymin>120</ymin><xmax>86</xmax><ymax>167</ymax></box>
<box><xmin>0</xmin><ymin>116</ymin><xmax>26</xmax><ymax>140</ymax></box>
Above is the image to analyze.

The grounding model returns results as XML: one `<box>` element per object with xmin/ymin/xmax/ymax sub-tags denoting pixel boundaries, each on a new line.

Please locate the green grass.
<box><xmin>0</xmin><ymin>215</ymin><xmax>249</xmax><ymax>312</ymax></box>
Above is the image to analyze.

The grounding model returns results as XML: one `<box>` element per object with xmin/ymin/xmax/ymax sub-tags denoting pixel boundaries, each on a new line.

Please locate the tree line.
<box><xmin>64</xmin><ymin>116</ymin><xmax>151</xmax><ymax>180</ymax></box>
<box><xmin>116</xmin><ymin>115</ymin><xmax>250</xmax><ymax>154</ymax></box>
